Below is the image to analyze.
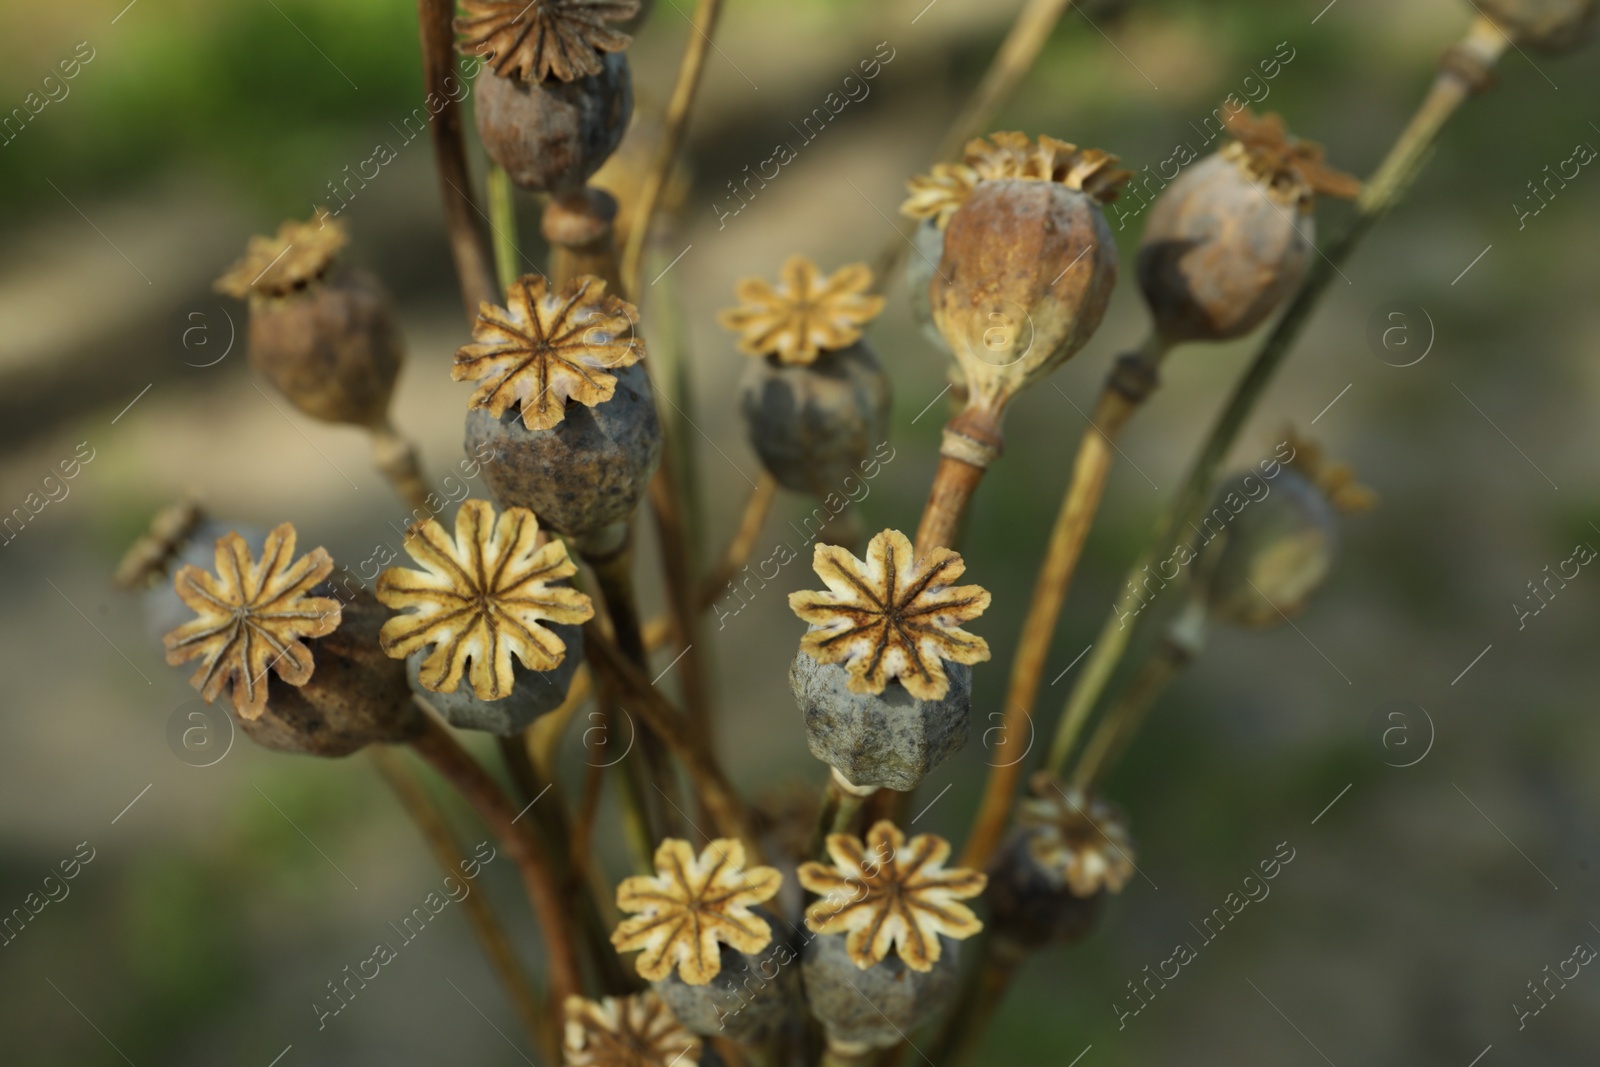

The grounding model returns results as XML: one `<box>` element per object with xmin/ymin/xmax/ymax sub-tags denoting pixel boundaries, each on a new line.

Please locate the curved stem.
<box><xmin>1070</xmin><ymin>635</ymin><xmax>1191</xmax><ymax>789</ymax></box>
<box><xmin>619</xmin><ymin>0</ymin><xmax>727</xmax><ymax>296</ymax></box>
<box><xmin>414</xmin><ymin>0</ymin><xmax>495</xmax><ymax>325</ymax></box>
<box><xmin>368</xmin><ymin>746</ymin><xmax>548</xmax><ymax>1052</ymax></box>
<box><xmin>698</xmin><ymin>473</ymin><xmax>778</xmax><ymax>611</ymax></box>
<box><xmin>960</xmin><ymin>339</ymin><xmax>1166</xmax><ymax>869</ymax></box>
<box><xmin>407</xmin><ymin>711</ymin><xmax>585</xmax><ymax>1007</ymax></box>
<box><xmin>369</xmin><ymin>422</ymin><xmax>432</xmax><ymax>518</ymax></box>
<box><xmin>1048</xmin><ymin>16</ymin><xmax>1509</xmax><ymax>776</ymax></box>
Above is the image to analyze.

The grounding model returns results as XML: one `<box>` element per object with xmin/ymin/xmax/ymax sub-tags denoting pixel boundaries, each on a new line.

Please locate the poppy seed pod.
<box><xmin>1474</xmin><ymin>0</ymin><xmax>1598</xmax><ymax>51</ymax></box>
<box><xmin>456</xmin><ymin>275</ymin><xmax>661</xmax><ymax>542</ymax></box>
<box><xmin>915</xmin><ymin>134</ymin><xmax>1127</xmax><ymax>418</ymax></box>
<box><xmin>1137</xmin><ymin>110</ymin><xmax>1361</xmax><ymax>345</ymax></box>
<box><xmin>215</xmin><ymin>219</ymin><xmax>402</xmax><ymax>428</ymax></box>
<box><xmin>787</xmin><ymin>530</ymin><xmax>990</xmax><ymax>791</ymax></box>
<box><xmin>653</xmin><ymin>928</ymin><xmax>798</xmax><ymax>1042</ymax></box>
<box><xmin>720</xmin><ymin>258</ymin><xmax>891</xmax><ymax>506</ymax></box>
<box><xmin>160</xmin><ymin>523</ymin><xmax>420</xmax><ymax>758</ymax></box>
<box><xmin>403</xmin><ymin>626</ymin><xmax>582</xmax><ymax>736</ymax></box>
<box><xmin>803</xmin><ymin>931</ymin><xmax>961</xmax><ymax>1052</ymax></box>
<box><xmin>1199</xmin><ymin>434</ymin><xmax>1375</xmax><ymax>628</ymax></box>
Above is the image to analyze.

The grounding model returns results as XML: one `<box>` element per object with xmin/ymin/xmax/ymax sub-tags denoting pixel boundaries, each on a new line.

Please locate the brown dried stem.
<box><xmin>406</xmin><ymin>709</ymin><xmax>585</xmax><ymax>1007</ymax></box>
<box><xmin>619</xmin><ymin>0</ymin><xmax>728</xmax><ymax>296</ymax></box>
<box><xmin>1070</xmin><ymin>635</ymin><xmax>1191</xmax><ymax>789</ymax></box>
<box><xmin>960</xmin><ymin>340</ymin><xmax>1166</xmax><ymax>870</ymax></box>
<box><xmin>369</xmin><ymin>422</ymin><xmax>432</xmax><ymax>519</ymax></box>
<box><xmin>368</xmin><ymin>746</ymin><xmax>548</xmax><ymax>1052</ymax></box>
<box><xmin>697</xmin><ymin>472</ymin><xmax>778</xmax><ymax>611</ymax></box>
<box><xmin>415</xmin><ymin>0</ymin><xmax>496</xmax><ymax>325</ymax></box>
<box><xmin>913</xmin><ymin>406</ymin><xmax>1004</xmax><ymax>556</ymax></box>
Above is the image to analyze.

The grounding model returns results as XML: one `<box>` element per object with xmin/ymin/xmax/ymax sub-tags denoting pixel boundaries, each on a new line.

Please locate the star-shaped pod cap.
<box><xmin>1220</xmin><ymin>108</ymin><xmax>1362</xmax><ymax>209</ymax></box>
<box><xmin>717</xmin><ymin>256</ymin><xmax>885</xmax><ymax>366</ymax></box>
<box><xmin>375</xmin><ymin>499</ymin><xmax>594</xmax><ymax>700</ymax></box>
<box><xmin>788</xmin><ymin>529</ymin><xmax>990</xmax><ymax>702</ymax></box>
<box><xmin>1018</xmin><ymin>772</ymin><xmax>1137</xmax><ymax>897</ymax></box>
<box><xmin>214</xmin><ymin>217</ymin><xmax>348</xmax><ymax>300</ymax></box>
<box><xmin>900</xmin><ymin>132</ymin><xmax>1132</xmax><ymax>230</ymax></box>
<box><xmin>563</xmin><ymin>993</ymin><xmax>701</xmax><ymax>1067</ymax></box>
<box><xmin>455</xmin><ymin>274</ymin><xmax>644</xmax><ymax>432</ymax></box>
<box><xmin>162</xmin><ymin>523</ymin><xmax>342</xmax><ymax>720</ymax></box>
<box><xmin>456</xmin><ymin>0</ymin><xmax>639</xmax><ymax>83</ymax></box>
<box><xmin>798</xmin><ymin>820</ymin><xmax>986</xmax><ymax>972</ymax></box>
<box><xmin>612</xmin><ymin>838</ymin><xmax>783</xmax><ymax>985</ymax></box>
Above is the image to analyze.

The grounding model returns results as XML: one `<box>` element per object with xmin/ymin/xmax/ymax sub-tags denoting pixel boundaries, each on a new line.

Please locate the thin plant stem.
<box><xmin>582</xmin><ymin>620</ymin><xmax>762</xmax><ymax>856</ymax></box>
<box><xmin>619</xmin><ymin>0</ymin><xmax>727</xmax><ymax>297</ymax></box>
<box><xmin>960</xmin><ymin>336</ymin><xmax>1168</xmax><ymax>869</ymax></box>
<box><xmin>1047</xmin><ymin>16</ymin><xmax>1510</xmax><ymax>776</ymax></box>
<box><xmin>368</xmin><ymin>422</ymin><xmax>432</xmax><ymax>518</ymax></box>
<box><xmin>913</xmin><ymin>406</ymin><xmax>1004</xmax><ymax>555</ymax></box>
<box><xmin>698</xmin><ymin>472</ymin><xmax>778</xmax><ymax>611</ymax></box>
<box><xmin>485</xmin><ymin>164</ymin><xmax>521</xmax><ymax>292</ymax></box>
<box><xmin>1070</xmin><ymin>636</ymin><xmax>1191</xmax><ymax>789</ymax></box>
<box><xmin>414</xmin><ymin>0</ymin><xmax>495</xmax><ymax>325</ymax></box>
<box><xmin>368</xmin><ymin>746</ymin><xmax>547</xmax><ymax>1053</ymax></box>
<box><xmin>932</xmin><ymin>935</ymin><xmax>1026</xmax><ymax>1067</ymax></box>
<box><xmin>406</xmin><ymin>709</ymin><xmax>586</xmax><ymax>1007</ymax></box>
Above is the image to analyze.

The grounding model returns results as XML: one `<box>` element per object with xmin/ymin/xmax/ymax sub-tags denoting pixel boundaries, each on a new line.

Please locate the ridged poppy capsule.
<box><xmin>1137</xmin><ymin>109</ymin><xmax>1361</xmax><ymax>345</ymax></box>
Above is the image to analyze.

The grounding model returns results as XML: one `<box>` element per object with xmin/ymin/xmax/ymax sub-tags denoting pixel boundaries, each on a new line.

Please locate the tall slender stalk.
<box><xmin>698</xmin><ymin>473</ymin><xmax>778</xmax><ymax>610</ymax></box>
<box><xmin>414</xmin><ymin>0</ymin><xmax>495</xmax><ymax>325</ymax></box>
<box><xmin>1070</xmin><ymin>634</ymin><xmax>1191</xmax><ymax>788</ymax></box>
<box><xmin>1047</xmin><ymin>17</ymin><xmax>1511</xmax><ymax>776</ymax></box>
<box><xmin>619</xmin><ymin>0</ymin><xmax>728</xmax><ymax>297</ymax></box>
<box><xmin>407</xmin><ymin>710</ymin><xmax>586</xmax><ymax>1007</ymax></box>
<box><xmin>368</xmin><ymin>746</ymin><xmax>547</xmax><ymax>1052</ymax></box>
<box><xmin>485</xmin><ymin>164</ymin><xmax>521</xmax><ymax>292</ymax></box>
<box><xmin>961</xmin><ymin>337</ymin><xmax>1167</xmax><ymax>868</ymax></box>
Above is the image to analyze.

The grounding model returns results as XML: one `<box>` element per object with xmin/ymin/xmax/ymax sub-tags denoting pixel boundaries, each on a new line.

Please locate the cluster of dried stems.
<box><xmin>113</xmin><ymin>0</ymin><xmax>1595</xmax><ymax>1064</ymax></box>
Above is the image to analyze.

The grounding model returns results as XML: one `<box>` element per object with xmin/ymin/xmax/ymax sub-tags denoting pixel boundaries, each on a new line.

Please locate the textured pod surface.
<box><xmin>405</xmin><ymin>622</ymin><xmax>581</xmax><ymax>736</ymax></box>
<box><xmin>987</xmin><ymin>833</ymin><xmax>1106</xmax><ymax>947</ymax></box>
<box><xmin>247</xmin><ymin>266</ymin><xmax>402</xmax><ymax>428</ymax></box>
<box><xmin>801</xmin><ymin>931</ymin><xmax>959</xmax><ymax>1049</ymax></box>
<box><xmin>789</xmin><ymin>651</ymin><xmax>969</xmax><ymax>791</ymax></box>
<box><xmin>1476</xmin><ymin>0</ymin><xmax>1598</xmax><ymax>51</ymax></box>
<box><xmin>931</xmin><ymin>179</ymin><xmax>1118</xmax><ymax>416</ymax></box>
<box><xmin>1137</xmin><ymin>153</ymin><xmax>1313</xmax><ymax>345</ymax></box>
<box><xmin>474</xmin><ymin>55</ymin><xmax>632</xmax><ymax>193</ymax></box>
<box><xmin>652</xmin><ymin>930</ymin><xmax>798</xmax><ymax>1041</ymax></box>
<box><xmin>1200</xmin><ymin>467</ymin><xmax>1338</xmax><ymax>628</ymax></box>
<box><xmin>240</xmin><ymin>585</ymin><xmax>422</xmax><ymax>758</ymax></box>
<box><xmin>466</xmin><ymin>361</ymin><xmax>661</xmax><ymax>537</ymax></box>
<box><xmin>738</xmin><ymin>341</ymin><xmax>890</xmax><ymax>497</ymax></box>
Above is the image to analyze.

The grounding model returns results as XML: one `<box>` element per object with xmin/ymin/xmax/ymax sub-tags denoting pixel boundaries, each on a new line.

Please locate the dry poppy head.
<box><xmin>455</xmin><ymin>0</ymin><xmax>639</xmax><ymax>83</ymax></box>
<box><xmin>1019</xmin><ymin>773</ymin><xmax>1137</xmax><ymax>897</ymax></box>
<box><xmin>717</xmin><ymin>256</ymin><xmax>885</xmax><ymax>365</ymax></box>
<box><xmin>788</xmin><ymin>529</ymin><xmax>990</xmax><ymax>702</ymax></box>
<box><xmin>114</xmin><ymin>497</ymin><xmax>204</xmax><ymax>590</ymax></box>
<box><xmin>162</xmin><ymin>523</ymin><xmax>342</xmax><ymax>720</ymax></box>
<box><xmin>797</xmin><ymin>820</ymin><xmax>986</xmax><ymax>971</ymax></box>
<box><xmin>563</xmin><ymin>993</ymin><xmax>701</xmax><ymax>1067</ymax></box>
<box><xmin>612</xmin><ymin>838</ymin><xmax>783</xmax><ymax>985</ymax></box>
<box><xmin>901</xmin><ymin>132</ymin><xmax>1131</xmax><ymax>229</ymax></box>
<box><xmin>214</xmin><ymin>216</ymin><xmax>348</xmax><ymax>300</ymax></box>
<box><xmin>375</xmin><ymin>499</ymin><xmax>593</xmax><ymax>701</ymax></box>
<box><xmin>1220</xmin><ymin>108</ymin><xmax>1363</xmax><ymax>209</ymax></box>
<box><xmin>1281</xmin><ymin>427</ymin><xmax>1378</xmax><ymax>514</ymax></box>
<box><xmin>453</xmin><ymin>273</ymin><xmax>643</xmax><ymax>432</ymax></box>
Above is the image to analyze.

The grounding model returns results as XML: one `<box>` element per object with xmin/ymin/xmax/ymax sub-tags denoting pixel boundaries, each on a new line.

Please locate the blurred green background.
<box><xmin>2</xmin><ymin>0</ymin><xmax>1598</xmax><ymax>1063</ymax></box>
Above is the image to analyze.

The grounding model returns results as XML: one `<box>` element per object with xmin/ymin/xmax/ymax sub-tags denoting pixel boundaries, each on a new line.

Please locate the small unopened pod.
<box><xmin>787</xmin><ymin>530</ymin><xmax>990</xmax><ymax>792</ymax></box>
<box><xmin>158</xmin><ymin>522</ymin><xmax>421</xmax><ymax>758</ymax></box>
<box><xmin>719</xmin><ymin>256</ymin><xmax>891</xmax><ymax>507</ymax></box>
<box><xmin>1197</xmin><ymin>433</ymin><xmax>1376</xmax><ymax>628</ymax></box>
<box><xmin>797</xmin><ymin>822</ymin><xmax>985</xmax><ymax>1051</ymax></box>
<box><xmin>918</xmin><ymin>133</ymin><xmax>1129</xmax><ymax>418</ymax></box>
<box><xmin>374</xmin><ymin>500</ymin><xmax>595</xmax><ymax>736</ymax></box>
<box><xmin>987</xmin><ymin>773</ymin><xmax>1135</xmax><ymax>948</ymax></box>
<box><xmin>1475</xmin><ymin>0</ymin><xmax>1598</xmax><ymax>51</ymax></box>
<box><xmin>456</xmin><ymin>0</ymin><xmax>637</xmax><ymax>192</ymax></box>
<box><xmin>611</xmin><ymin>839</ymin><xmax>790</xmax><ymax>1041</ymax></box>
<box><xmin>1137</xmin><ymin>109</ymin><xmax>1361</xmax><ymax>346</ymax></box>
<box><xmin>214</xmin><ymin>218</ymin><xmax>402</xmax><ymax>428</ymax></box>
<box><xmin>455</xmin><ymin>274</ymin><xmax>661</xmax><ymax>546</ymax></box>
